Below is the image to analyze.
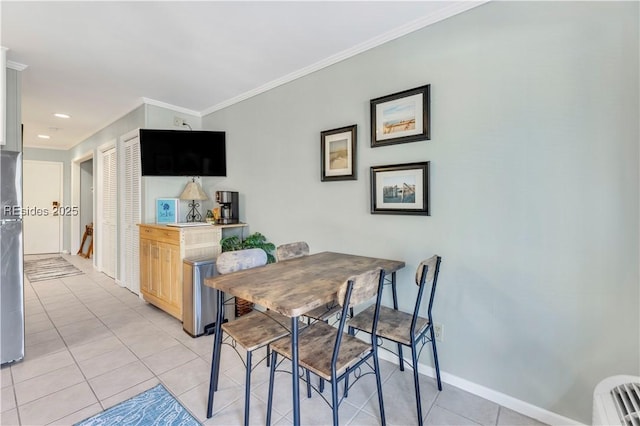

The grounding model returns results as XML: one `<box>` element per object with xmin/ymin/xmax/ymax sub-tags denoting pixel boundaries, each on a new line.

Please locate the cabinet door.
<box><xmin>148</xmin><ymin>241</ymin><xmax>160</xmax><ymax>297</ymax></box>
<box><xmin>139</xmin><ymin>238</ymin><xmax>152</xmax><ymax>294</ymax></box>
<box><xmin>159</xmin><ymin>242</ymin><xmax>181</xmax><ymax>314</ymax></box>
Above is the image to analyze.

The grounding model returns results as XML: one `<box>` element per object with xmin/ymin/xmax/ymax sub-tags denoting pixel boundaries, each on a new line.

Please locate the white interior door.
<box><xmin>23</xmin><ymin>160</ymin><xmax>63</xmax><ymax>254</ymax></box>
<box><xmin>98</xmin><ymin>146</ymin><xmax>117</xmax><ymax>278</ymax></box>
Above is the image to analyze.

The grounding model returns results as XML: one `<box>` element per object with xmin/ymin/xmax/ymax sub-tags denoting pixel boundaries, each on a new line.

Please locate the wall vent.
<box><xmin>612</xmin><ymin>382</ymin><xmax>640</xmax><ymax>426</ymax></box>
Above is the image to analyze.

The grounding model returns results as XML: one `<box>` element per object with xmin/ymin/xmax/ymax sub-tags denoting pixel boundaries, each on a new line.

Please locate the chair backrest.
<box><xmin>216</xmin><ymin>248</ymin><xmax>267</xmax><ymax>275</ymax></box>
<box><xmin>412</xmin><ymin>255</ymin><xmax>442</xmax><ymax>330</ymax></box>
<box><xmin>332</xmin><ymin>268</ymin><xmax>385</xmax><ymax>367</ymax></box>
<box><xmin>276</xmin><ymin>241</ymin><xmax>309</xmax><ymax>261</ymax></box>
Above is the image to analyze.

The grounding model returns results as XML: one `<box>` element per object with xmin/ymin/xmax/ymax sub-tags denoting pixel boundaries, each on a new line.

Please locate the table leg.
<box><xmin>207</xmin><ymin>289</ymin><xmax>225</xmax><ymax>418</ymax></box>
<box><xmin>291</xmin><ymin>316</ymin><xmax>300</xmax><ymax>425</ymax></box>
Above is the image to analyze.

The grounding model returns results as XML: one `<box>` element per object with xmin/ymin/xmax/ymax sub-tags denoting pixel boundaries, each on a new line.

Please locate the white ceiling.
<box><xmin>2</xmin><ymin>1</ymin><xmax>485</xmax><ymax>150</ymax></box>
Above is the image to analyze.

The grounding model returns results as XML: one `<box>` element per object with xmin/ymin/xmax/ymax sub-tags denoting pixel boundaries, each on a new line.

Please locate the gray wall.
<box><xmin>202</xmin><ymin>2</ymin><xmax>639</xmax><ymax>423</ymax></box>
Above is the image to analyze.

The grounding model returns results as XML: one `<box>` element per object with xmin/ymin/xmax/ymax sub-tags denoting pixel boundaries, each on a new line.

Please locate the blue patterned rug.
<box><xmin>74</xmin><ymin>384</ymin><xmax>201</xmax><ymax>426</ymax></box>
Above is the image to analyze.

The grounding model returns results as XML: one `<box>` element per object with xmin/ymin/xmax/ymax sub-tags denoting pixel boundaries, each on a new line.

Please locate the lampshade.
<box><xmin>179</xmin><ymin>180</ymin><xmax>208</xmax><ymax>201</ymax></box>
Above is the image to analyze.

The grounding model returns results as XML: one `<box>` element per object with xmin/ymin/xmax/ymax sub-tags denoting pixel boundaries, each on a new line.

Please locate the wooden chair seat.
<box><xmin>222</xmin><ymin>310</ymin><xmax>291</xmax><ymax>352</ymax></box>
<box><xmin>270</xmin><ymin>320</ymin><xmax>371</xmax><ymax>381</ymax></box>
<box><xmin>348</xmin><ymin>305</ymin><xmax>430</xmax><ymax>346</ymax></box>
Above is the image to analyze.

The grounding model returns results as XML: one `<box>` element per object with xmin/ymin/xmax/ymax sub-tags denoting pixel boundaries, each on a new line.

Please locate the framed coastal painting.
<box><xmin>370</xmin><ymin>85</ymin><xmax>430</xmax><ymax>147</ymax></box>
<box><xmin>370</xmin><ymin>162</ymin><xmax>430</xmax><ymax>215</ymax></box>
<box><xmin>156</xmin><ymin>198</ymin><xmax>179</xmax><ymax>224</ymax></box>
<box><xmin>321</xmin><ymin>124</ymin><xmax>357</xmax><ymax>181</ymax></box>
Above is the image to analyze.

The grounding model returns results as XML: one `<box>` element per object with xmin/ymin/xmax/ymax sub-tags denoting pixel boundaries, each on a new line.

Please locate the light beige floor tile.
<box><xmin>434</xmin><ymin>385</ymin><xmax>499</xmax><ymax>426</ymax></box>
<box><xmin>77</xmin><ymin>346</ymin><xmax>138</xmax><ymax>379</ymax></box>
<box><xmin>68</xmin><ymin>335</ymin><xmax>125</xmax><ymax>361</ymax></box>
<box><xmin>497</xmin><ymin>407</ymin><xmax>547</xmax><ymax>425</ymax></box>
<box><xmin>49</xmin><ymin>402</ymin><xmax>102</xmax><ymax>426</ymax></box>
<box><xmin>348</xmin><ymin>408</ymin><xmax>379</xmax><ymax>425</ymax></box>
<box><xmin>24</xmin><ymin>328</ymin><xmax>60</xmax><ymax>347</ymax></box>
<box><xmin>1</xmin><ymin>385</ymin><xmax>16</xmax><ymax>412</ymax></box>
<box><xmin>11</xmin><ymin>349</ymin><xmax>74</xmax><ymax>383</ymax></box>
<box><xmin>425</xmin><ymin>404</ymin><xmax>482</xmax><ymax>425</ymax></box>
<box><xmin>180</xmin><ymin>381</ymin><xmax>243</xmax><ymax>423</ymax></box>
<box><xmin>100</xmin><ymin>378</ymin><xmax>160</xmax><ymax>409</ymax></box>
<box><xmin>159</xmin><ymin>357</ymin><xmax>211</xmax><ymax>396</ymax></box>
<box><xmin>88</xmin><ymin>360</ymin><xmax>154</xmax><ymax>400</ymax></box>
<box><xmin>22</xmin><ymin>337</ymin><xmax>67</xmax><ymax>361</ymax></box>
<box><xmin>142</xmin><ymin>343</ymin><xmax>199</xmax><ymax>375</ymax></box>
<box><xmin>1</xmin><ymin>366</ymin><xmax>13</xmax><ymax>388</ymax></box>
<box><xmin>17</xmin><ymin>382</ymin><xmax>98</xmax><ymax>426</ymax></box>
<box><xmin>1</xmin><ymin>408</ymin><xmax>19</xmax><ymax>425</ymax></box>
<box><xmin>60</xmin><ymin>326</ymin><xmax>113</xmax><ymax>347</ymax></box>
<box><xmin>127</xmin><ymin>333</ymin><xmax>180</xmax><ymax>359</ymax></box>
<box><xmin>14</xmin><ymin>363</ymin><xmax>85</xmax><ymax>406</ymax></box>
<box><xmin>24</xmin><ymin>317</ymin><xmax>55</xmax><ymax>335</ymax></box>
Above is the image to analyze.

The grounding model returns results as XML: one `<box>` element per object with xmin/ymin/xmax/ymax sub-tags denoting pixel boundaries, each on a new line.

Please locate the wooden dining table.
<box><xmin>204</xmin><ymin>251</ymin><xmax>405</xmax><ymax>425</ymax></box>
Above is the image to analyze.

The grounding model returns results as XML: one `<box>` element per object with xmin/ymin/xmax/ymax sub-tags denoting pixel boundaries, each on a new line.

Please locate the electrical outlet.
<box><xmin>433</xmin><ymin>323</ymin><xmax>443</xmax><ymax>342</ymax></box>
<box><xmin>173</xmin><ymin>116</ymin><xmax>184</xmax><ymax>127</ymax></box>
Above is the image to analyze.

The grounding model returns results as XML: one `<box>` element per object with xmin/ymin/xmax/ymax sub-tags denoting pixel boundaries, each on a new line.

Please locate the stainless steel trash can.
<box><xmin>183</xmin><ymin>256</ymin><xmax>230</xmax><ymax>337</ymax></box>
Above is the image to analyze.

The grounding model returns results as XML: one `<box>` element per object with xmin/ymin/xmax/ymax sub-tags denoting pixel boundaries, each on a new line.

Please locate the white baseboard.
<box><xmin>376</xmin><ymin>351</ymin><xmax>584</xmax><ymax>426</ymax></box>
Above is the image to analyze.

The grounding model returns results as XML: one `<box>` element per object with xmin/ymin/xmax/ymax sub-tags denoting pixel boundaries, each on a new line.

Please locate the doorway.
<box><xmin>23</xmin><ymin>160</ymin><xmax>63</xmax><ymax>254</ymax></box>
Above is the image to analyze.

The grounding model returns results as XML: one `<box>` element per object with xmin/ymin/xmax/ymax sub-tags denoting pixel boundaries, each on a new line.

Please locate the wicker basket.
<box><xmin>235</xmin><ymin>297</ymin><xmax>254</xmax><ymax>317</ymax></box>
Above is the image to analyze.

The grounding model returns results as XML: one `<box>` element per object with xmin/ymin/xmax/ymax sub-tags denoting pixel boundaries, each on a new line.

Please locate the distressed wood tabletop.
<box><xmin>204</xmin><ymin>251</ymin><xmax>405</xmax><ymax>318</ymax></box>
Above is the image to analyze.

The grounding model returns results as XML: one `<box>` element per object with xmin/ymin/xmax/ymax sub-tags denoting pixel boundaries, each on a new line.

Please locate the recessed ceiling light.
<box><xmin>53</xmin><ymin>113</ymin><xmax>71</xmax><ymax>119</ymax></box>
<box><xmin>37</xmin><ymin>134</ymin><xmax>50</xmax><ymax>139</ymax></box>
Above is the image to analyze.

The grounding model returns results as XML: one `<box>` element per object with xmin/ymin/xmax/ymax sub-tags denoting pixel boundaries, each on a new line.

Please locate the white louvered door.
<box><xmin>99</xmin><ymin>146</ymin><xmax>117</xmax><ymax>278</ymax></box>
<box><xmin>121</xmin><ymin>131</ymin><xmax>141</xmax><ymax>295</ymax></box>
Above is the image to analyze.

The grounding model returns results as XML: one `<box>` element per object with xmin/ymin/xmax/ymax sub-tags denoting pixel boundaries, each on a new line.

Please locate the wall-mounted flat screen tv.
<box><xmin>139</xmin><ymin>129</ymin><xmax>226</xmax><ymax>176</ymax></box>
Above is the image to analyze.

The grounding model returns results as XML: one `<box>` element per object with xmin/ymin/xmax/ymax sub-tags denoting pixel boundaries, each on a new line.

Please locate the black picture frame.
<box><xmin>321</xmin><ymin>124</ymin><xmax>357</xmax><ymax>181</ymax></box>
<box><xmin>370</xmin><ymin>84</ymin><xmax>430</xmax><ymax>147</ymax></box>
<box><xmin>370</xmin><ymin>161</ymin><xmax>430</xmax><ymax>215</ymax></box>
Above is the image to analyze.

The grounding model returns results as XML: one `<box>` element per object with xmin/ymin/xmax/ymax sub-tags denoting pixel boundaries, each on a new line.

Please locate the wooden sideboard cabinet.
<box><xmin>138</xmin><ymin>224</ymin><xmax>224</xmax><ymax>320</ymax></box>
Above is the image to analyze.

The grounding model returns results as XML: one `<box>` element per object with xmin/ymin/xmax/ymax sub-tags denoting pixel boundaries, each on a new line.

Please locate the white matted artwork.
<box><xmin>321</xmin><ymin>124</ymin><xmax>357</xmax><ymax>181</ymax></box>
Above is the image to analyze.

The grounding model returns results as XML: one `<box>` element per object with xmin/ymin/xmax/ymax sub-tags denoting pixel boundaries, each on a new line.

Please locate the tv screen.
<box><xmin>139</xmin><ymin>129</ymin><xmax>226</xmax><ymax>176</ymax></box>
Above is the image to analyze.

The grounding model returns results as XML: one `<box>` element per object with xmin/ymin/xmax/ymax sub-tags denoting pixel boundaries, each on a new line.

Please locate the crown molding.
<box><xmin>141</xmin><ymin>97</ymin><xmax>201</xmax><ymax>117</ymax></box>
<box><xmin>7</xmin><ymin>60</ymin><xmax>28</xmax><ymax>71</ymax></box>
<box><xmin>201</xmin><ymin>1</ymin><xmax>489</xmax><ymax>116</ymax></box>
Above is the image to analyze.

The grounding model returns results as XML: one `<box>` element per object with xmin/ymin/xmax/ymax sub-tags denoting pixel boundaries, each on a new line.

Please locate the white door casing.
<box><xmin>23</xmin><ymin>160</ymin><xmax>63</xmax><ymax>254</ymax></box>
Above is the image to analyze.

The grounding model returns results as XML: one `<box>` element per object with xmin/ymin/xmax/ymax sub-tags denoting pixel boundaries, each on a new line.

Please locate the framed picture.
<box><xmin>370</xmin><ymin>162</ymin><xmax>430</xmax><ymax>215</ymax></box>
<box><xmin>156</xmin><ymin>198</ymin><xmax>179</xmax><ymax>224</ymax></box>
<box><xmin>321</xmin><ymin>124</ymin><xmax>357</xmax><ymax>181</ymax></box>
<box><xmin>370</xmin><ymin>84</ymin><xmax>430</xmax><ymax>147</ymax></box>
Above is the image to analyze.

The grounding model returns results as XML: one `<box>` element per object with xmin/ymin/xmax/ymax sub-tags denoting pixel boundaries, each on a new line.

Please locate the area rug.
<box><xmin>74</xmin><ymin>384</ymin><xmax>200</xmax><ymax>426</ymax></box>
<box><xmin>23</xmin><ymin>256</ymin><xmax>84</xmax><ymax>282</ymax></box>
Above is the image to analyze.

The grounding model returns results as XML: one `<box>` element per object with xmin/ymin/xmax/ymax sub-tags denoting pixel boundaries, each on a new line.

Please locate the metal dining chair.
<box><xmin>276</xmin><ymin>241</ymin><xmax>346</xmax><ymax>324</ymax></box>
<box><xmin>206</xmin><ymin>248</ymin><xmax>292</xmax><ymax>426</ymax></box>
<box><xmin>266</xmin><ymin>268</ymin><xmax>387</xmax><ymax>426</ymax></box>
<box><xmin>348</xmin><ymin>255</ymin><xmax>442</xmax><ymax>426</ymax></box>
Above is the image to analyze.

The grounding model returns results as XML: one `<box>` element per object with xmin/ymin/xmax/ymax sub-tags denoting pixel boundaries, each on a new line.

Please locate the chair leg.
<box><xmin>266</xmin><ymin>351</ymin><xmax>278</xmax><ymax>426</ymax></box>
<box><xmin>430</xmin><ymin>326</ymin><xmax>442</xmax><ymax>391</ymax></box>
<box><xmin>373</xmin><ymin>350</ymin><xmax>386</xmax><ymax>426</ymax></box>
<box><xmin>411</xmin><ymin>343</ymin><xmax>424</xmax><ymax>426</ymax></box>
<box><xmin>244</xmin><ymin>351</ymin><xmax>252</xmax><ymax>426</ymax></box>
<box><xmin>398</xmin><ymin>343</ymin><xmax>405</xmax><ymax>371</ymax></box>
<box><xmin>305</xmin><ymin>369</ymin><xmax>312</xmax><ymax>398</ymax></box>
<box><xmin>207</xmin><ymin>323</ymin><xmax>224</xmax><ymax>418</ymax></box>
<box><xmin>331</xmin><ymin>376</ymin><xmax>340</xmax><ymax>426</ymax></box>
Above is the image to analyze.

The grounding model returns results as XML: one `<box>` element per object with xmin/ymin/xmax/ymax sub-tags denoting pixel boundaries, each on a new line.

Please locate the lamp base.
<box><xmin>185</xmin><ymin>201</ymin><xmax>202</xmax><ymax>222</ymax></box>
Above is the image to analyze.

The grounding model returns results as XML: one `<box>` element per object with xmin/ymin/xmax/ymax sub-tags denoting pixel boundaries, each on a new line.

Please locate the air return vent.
<box><xmin>612</xmin><ymin>382</ymin><xmax>640</xmax><ymax>426</ymax></box>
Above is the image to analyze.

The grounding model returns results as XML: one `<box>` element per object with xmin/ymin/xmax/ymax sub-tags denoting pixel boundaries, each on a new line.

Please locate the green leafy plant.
<box><xmin>220</xmin><ymin>232</ymin><xmax>276</xmax><ymax>263</ymax></box>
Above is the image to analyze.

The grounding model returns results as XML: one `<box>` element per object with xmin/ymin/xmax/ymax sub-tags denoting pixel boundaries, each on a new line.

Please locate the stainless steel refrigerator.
<box><xmin>1</xmin><ymin>149</ymin><xmax>24</xmax><ymax>365</ymax></box>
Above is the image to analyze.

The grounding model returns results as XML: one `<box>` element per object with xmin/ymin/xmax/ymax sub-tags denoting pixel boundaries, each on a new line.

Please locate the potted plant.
<box><xmin>220</xmin><ymin>232</ymin><xmax>276</xmax><ymax>316</ymax></box>
<box><xmin>220</xmin><ymin>232</ymin><xmax>275</xmax><ymax>263</ymax></box>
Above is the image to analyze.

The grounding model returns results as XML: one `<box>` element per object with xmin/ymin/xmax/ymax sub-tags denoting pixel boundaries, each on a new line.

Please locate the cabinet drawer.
<box><xmin>139</xmin><ymin>226</ymin><xmax>179</xmax><ymax>244</ymax></box>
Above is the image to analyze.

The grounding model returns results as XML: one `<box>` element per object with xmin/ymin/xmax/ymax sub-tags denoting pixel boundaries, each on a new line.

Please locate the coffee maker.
<box><xmin>215</xmin><ymin>191</ymin><xmax>239</xmax><ymax>224</ymax></box>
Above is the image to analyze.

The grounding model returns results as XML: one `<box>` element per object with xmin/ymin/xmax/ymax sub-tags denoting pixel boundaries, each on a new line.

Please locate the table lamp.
<box><xmin>179</xmin><ymin>177</ymin><xmax>208</xmax><ymax>222</ymax></box>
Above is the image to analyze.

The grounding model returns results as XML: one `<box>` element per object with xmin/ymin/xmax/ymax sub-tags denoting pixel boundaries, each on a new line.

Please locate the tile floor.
<box><xmin>1</xmin><ymin>254</ymin><xmax>546</xmax><ymax>425</ymax></box>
